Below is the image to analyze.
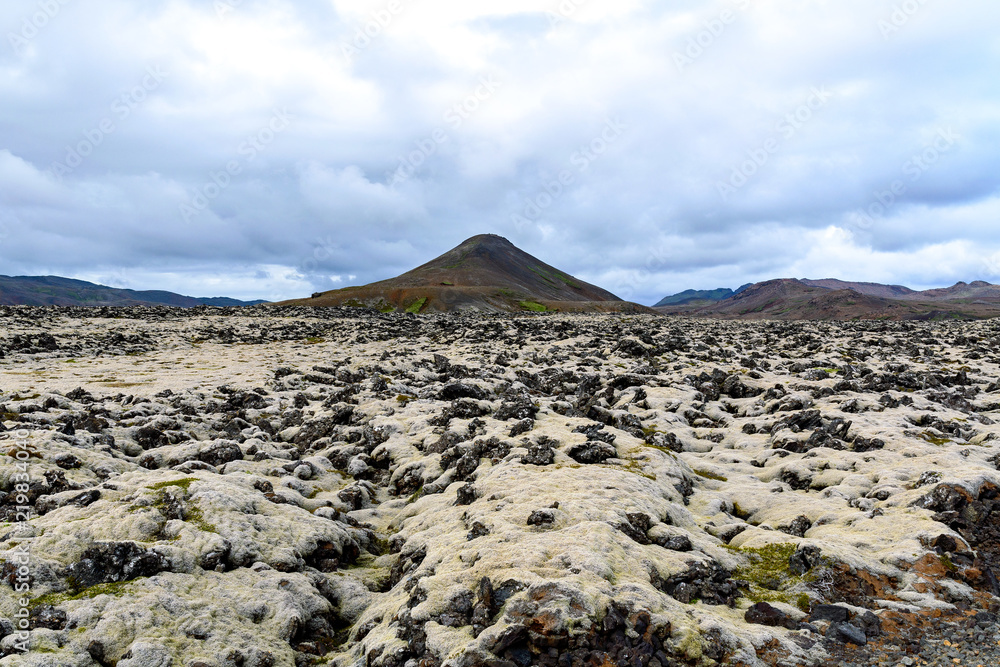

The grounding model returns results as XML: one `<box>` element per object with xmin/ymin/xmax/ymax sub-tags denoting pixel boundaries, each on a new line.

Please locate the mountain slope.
<box><xmin>655</xmin><ymin>278</ymin><xmax>1000</xmax><ymax>320</ymax></box>
<box><xmin>277</xmin><ymin>234</ymin><xmax>651</xmax><ymax>313</ymax></box>
<box><xmin>903</xmin><ymin>280</ymin><xmax>1000</xmax><ymax>303</ymax></box>
<box><xmin>654</xmin><ymin>288</ymin><xmax>734</xmax><ymax>307</ymax></box>
<box><xmin>0</xmin><ymin>275</ymin><xmax>266</xmax><ymax>307</ymax></box>
<box><xmin>653</xmin><ymin>283</ymin><xmax>752</xmax><ymax>307</ymax></box>
<box><xmin>799</xmin><ymin>278</ymin><xmax>916</xmax><ymax>299</ymax></box>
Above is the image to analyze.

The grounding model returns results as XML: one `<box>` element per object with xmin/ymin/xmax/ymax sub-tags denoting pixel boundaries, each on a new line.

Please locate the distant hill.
<box><xmin>0</xmin><ymin>275</ymin><xmax>266</xmax><ymax>307</ymax></box>
<box><xmin>902</xmin><ymin>280</ymin><xmax>1000</xmax><ymax>303</ymax></box>
<box><xmin>276</xmin><ymin>234</ymin><xmax>652</xmax><ymax>313</ymax></box>
<box><xmin>653</xmin><ymin>284</ymin><xmax>752</xmax><ymax>307</ymax></box>
<box><xmin>799</xmin><ymin>279</ymin><xmax>915</xmax><ymax>299</ymax></box>
<box><xmin>654</xmin><ymin>278</ymin><xmax>1000</xmax><ymax>320</ymax></box>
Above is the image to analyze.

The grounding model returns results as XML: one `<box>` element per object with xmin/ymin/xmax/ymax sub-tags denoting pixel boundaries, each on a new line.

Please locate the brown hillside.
<box><xmin>656</xmin><ymin>278</ymin><xmax>1000</xmax><ymax>320</ymax></box>
<box><xmin>275</xmin><ymin>234</ymin><xmax>652</xmax><ymax>313</ymax></box>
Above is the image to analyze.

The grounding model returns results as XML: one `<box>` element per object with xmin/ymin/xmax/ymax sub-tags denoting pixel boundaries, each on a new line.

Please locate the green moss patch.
<box><xmin>692</xmin><ymin>469</ymin><xmax>728</xmax><ymax>482</ymax></box>
<box><xmin>144</xmin><ymin>479</ymin><xmax>218</xmax><ymax>533</ymax></box>
<box><xmin>32</xmin><ymin>579</ymin><xmax>142</xmax><ymax>609</ymax></box>
<box><xmin>725</xmin><ymin>542</ymin><xmax>816</xmax><ymax>610</ymax></box>
<box><xmin>601</xmin><ymin>458</ymin><xmax>656</xmax><ymax>480</ymax></box>
<box><xmin>405</xmin><ymin>297</ymin><xmax>428</xmax><ymax>314</ymax></box>
<box><xmin>528</xmin><ymin>265</ymin><xmax>578</xmax><ymax>289</ymax></box>
<box><xmin>518</xmin><ymin>301</ymin><xmax>548</xmax><ymax>312</ymax></box>
<box><xmin>919</xmin><ymin>431</ymin><xmax>952</xmax><ymax>446</ymax></box>
<box><xmin>147</xmin><ymin>478</ymin><xmax>198</xmax><ymax>492</ymax></box>
<box><xmin>183</xmin><ymin>504</ymin><xmax>218</xmax><ymax>533</ymax></box>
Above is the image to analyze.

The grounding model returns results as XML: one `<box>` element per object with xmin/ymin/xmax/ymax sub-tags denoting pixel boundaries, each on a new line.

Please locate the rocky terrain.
<box><xmin>1</xmin><ymin>305</ymin><xmax>999</xmax><ymax>667</ymax></box>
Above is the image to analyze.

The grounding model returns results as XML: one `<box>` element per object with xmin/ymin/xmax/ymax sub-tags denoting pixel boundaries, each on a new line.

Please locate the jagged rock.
<box><xmin>29</xmin><ymin>605</ymin><xmax>67</xmax><ymax>630</ymax></box>
<box><xmin>508</xmin><ymin>418</ymin><xmax>533</xmax><ymax>437</ymax></box>
<box><xmin>810</xmin><ymin>604</ymin><xmax>850</xmax><ymax>623</ymax></box>
<box><xmin>789</xmin><ymin>545</ymin><xmax>822</xmax><ymax>575</ymax></box>
<box><xmin>826</xmin><ymin>621</ymin><xmax>867</xmax><ymax>645</ymax></box>
<box><xmin>780</xmin><ymin>514</ymin><xmax>813</xmax><ymax>538</ymax></box>
<box><xmin>494</xmin><ymin>397</ymin><xmax>537</xmax><ymax>422</ymax></box>
<box><xmin>439</xmin><ymin>382</ymin><xmax>488</xmax><ymax>401</ymax></box>
<box><xmin>527</xmin><ymin>509</ymin><xmax>555</xmax><ymax>526</ymax></box>
<box><xmin>520</xmin><ymin>441</ymin><xmax>555</xmax><ymax>466</ymax></box>
<box><xmin>652</xmin><ymin>559</ymin><xmax>739</xmax><ymax>606</ymax></box>
<box><xmin>565</xmin><ymin>440</ymin><xmax>617</xmax><ymax>464</ymax></box>
<box><xmin>456</xmin><ymin>482</ymin><xmax>477</xmax><ymax>506</ymax></box>
<box><xmin>745</xmin><ymin>602</ymin><xmax>798</xmax><ymax>629</ymax></box>
<box><xmin>66</xmin><ymin>541</ymin><xmax>170</xmax><ymax>589</ymax></box>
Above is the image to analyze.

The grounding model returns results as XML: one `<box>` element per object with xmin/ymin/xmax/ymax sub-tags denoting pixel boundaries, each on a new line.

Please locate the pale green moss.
<box><xmin>725</xmin><ymin>542</ymin><xmax>817</xmax><ymax>609</ymax></box>
<box><xmin>692</xmin><ymin>469</ymin><xmax>728</xmax><ymax>482</ymax></box>
<box><xmin>147</xmin><ymin>478</ymin><xmax>198</xmax><ymax>492</ymax></box>
<box><xmin>32</xmin><ymin>578</ymin><xmax>142</xmax><ymax>608</ymax></box>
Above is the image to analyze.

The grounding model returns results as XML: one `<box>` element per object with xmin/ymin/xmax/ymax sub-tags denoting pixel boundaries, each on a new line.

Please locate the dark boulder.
<box><xmin>788</xmin><ymin>545</ymin><xmax>822</xmax><ymax>575</ymax></box>
<box><xmin>439</xmin><ymin>383</ymin><xmax>487</xmax><ymax>401</ymax></box>
<box><xmin>744</xmin><ymin>602</ymin><xmax>797</xmax><ymax>630</ymax></box>
<box><xmin>495</xmin><ymin>398</ymin><xmax>537</xmax><ymax>422</ymax></box>
<box><xmin>826</xmin><ymin>621</ymin><xmax>867</xmax><ymax>646</ymax></box>
<box><xmin>527</xmin><ymin>509</ymin><xmax>555</xmax><ymax>526</ymax></box>
<box><xmin>809</xmin><ymin>604</ymin><xmax>850</xmax><ymax>623</ymax></box>
<box><xmin>566</xmin><ymin>441</ymin><xmax>617</xmax><ymax>464</ymax></box>
<box><xmin>65</xmin><ymin>542</ymin><xmax>170</xmax><ymax>590</ymax></box>
<box><xmin>520</xmin><ymin>441</ymin><xmax>555</xmax><ymax>466</ymax></box>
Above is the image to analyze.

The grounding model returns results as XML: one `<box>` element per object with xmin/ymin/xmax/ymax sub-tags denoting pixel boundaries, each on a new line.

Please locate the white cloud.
<box><xmin>0</xmin><ymin>0</ymin><xmax>998</xmax><ymax>304</ymax></box>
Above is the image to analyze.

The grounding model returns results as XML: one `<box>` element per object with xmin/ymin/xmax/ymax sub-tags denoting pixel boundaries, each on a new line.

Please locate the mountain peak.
<box><xmin>279</xmin><ymin>234</ymin><xmax>650</xmax><ymax>313</ymax></box>
<box><xmin>460</xmin><ymin>233</ymin><xmax>512</xmax><ymax>247</ymax></box>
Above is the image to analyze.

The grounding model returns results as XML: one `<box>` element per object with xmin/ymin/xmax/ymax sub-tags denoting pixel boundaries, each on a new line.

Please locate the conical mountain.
<box><xmin>278</xmin><ymin>234</ymin><xmax>651</xmax><ymax>313</ymax></box>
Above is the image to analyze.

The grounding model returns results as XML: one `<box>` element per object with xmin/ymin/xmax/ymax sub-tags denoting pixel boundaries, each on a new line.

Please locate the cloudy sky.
<box><xmin>1</xmin><ymin>0</ymin><xmax>998</xmax><ymax>305</ymax></box>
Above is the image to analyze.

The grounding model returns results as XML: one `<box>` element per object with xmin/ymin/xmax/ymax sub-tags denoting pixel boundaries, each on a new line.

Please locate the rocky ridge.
<box><xmin>0</xmin><ymin>306</ymin><xmax>998</xmax><ymax>666</ymax></box>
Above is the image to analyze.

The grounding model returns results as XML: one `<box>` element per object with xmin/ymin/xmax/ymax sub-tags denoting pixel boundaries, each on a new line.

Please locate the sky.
<box><xmin>1</xmin><ymin>0</ymin><xmax>998</xmax><ymax>306</ymax></box>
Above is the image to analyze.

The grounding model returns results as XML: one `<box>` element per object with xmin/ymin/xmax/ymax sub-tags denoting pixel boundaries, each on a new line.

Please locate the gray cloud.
<box><xmin>1</xmin><ymin>0</ymin><xmax>998</xmax><ymax>304</ymax></box>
